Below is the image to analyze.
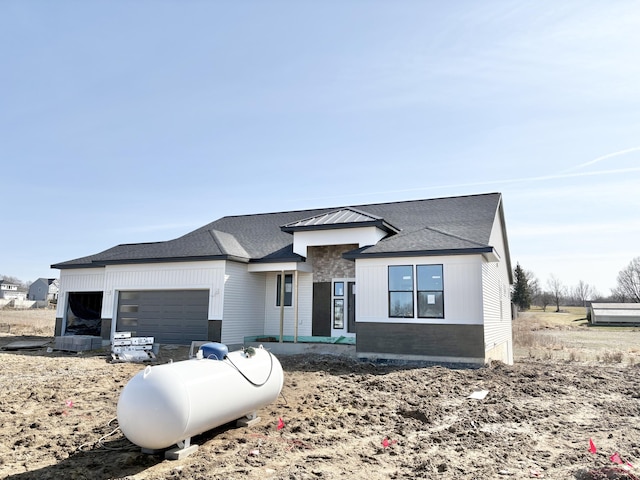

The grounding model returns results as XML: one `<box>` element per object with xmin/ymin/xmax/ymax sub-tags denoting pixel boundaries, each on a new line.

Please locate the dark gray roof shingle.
<box><xmin>52</xmin><ymin>193</ymin><xmax>505</xmax><ymax>268</ymax></box>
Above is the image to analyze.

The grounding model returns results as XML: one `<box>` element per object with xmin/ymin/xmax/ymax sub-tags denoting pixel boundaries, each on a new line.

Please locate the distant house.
<box><xmin>0</xmin><ymin>280</ymin><xmax>26</xmax><ymax>301</ymax></box>
<box><xmin>590</xmin><ymin>303</ymin><xmax>640</xmax><ymax>325</ymax></box>
<box><xmin>52</xmin><ymin>192</ymin><xmax>514</xmax><ymax>365</ymax></box>
<box><xmin>28</xmin><ymin>278</ymin><xmax>60</xmax><ymax>302</ymax></box>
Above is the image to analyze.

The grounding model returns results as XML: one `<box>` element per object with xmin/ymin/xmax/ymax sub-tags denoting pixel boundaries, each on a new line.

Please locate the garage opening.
<box><xmin>65</xmin><ymin>292</ymin><xmax>103</xmax><ymax>336</ymax></box>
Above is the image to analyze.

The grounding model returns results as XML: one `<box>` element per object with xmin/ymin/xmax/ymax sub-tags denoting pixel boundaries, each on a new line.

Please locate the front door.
<box><xmin>331</xmin><ymin>279</ymin><xmax>356</xmax><ymax>337</ymax></box>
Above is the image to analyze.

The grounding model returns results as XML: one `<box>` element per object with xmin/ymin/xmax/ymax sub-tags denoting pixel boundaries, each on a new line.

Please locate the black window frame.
<box><xmin>388</xmin><ymin>265</ymin><xmax>414</xmax><ymax>318</ymax></box>
<box><xmin>417</xmin><ymin>264</ymin><xmax>444</xmax><ymax>319</ymax></box>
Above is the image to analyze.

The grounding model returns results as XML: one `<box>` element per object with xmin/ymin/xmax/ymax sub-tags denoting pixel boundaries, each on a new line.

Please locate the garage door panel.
<box><xmin>116</xmin><ymin>290</ymin><xmax>209</xmax><ymax>344</ymax></box>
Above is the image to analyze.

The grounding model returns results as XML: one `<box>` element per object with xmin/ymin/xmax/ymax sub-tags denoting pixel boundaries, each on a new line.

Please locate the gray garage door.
<box><xmin>116</xmin><ymin>290</ymin><xmax>209</xmax><ymax>344</ymax></box>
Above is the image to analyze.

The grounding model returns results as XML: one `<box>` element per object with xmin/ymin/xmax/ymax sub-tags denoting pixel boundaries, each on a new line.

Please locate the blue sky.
<box><xmin>2</xmin><ymin>1</ymin><xmax>639</xmax><ymax>296</ymax></box>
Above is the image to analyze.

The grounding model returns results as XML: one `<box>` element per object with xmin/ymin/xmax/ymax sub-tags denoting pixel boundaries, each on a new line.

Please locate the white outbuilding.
<box><xmin>590</xmin><ymin>303</ymin><xmax>640</xmax><ymax>325</ymax></box>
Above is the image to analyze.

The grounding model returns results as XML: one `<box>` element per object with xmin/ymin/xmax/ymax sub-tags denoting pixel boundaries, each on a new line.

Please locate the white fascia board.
<box><xmin>247</xmin><ymin>262</ymin><xmax>313</xmax><ymax>273</ymax></box>
<box><xmin>482</xmin><ymin>248</ymin><xmax>500</xmax><ymax>262</ymax></box>
<box><xmin>293</xmin><ymin>226</ymin><xmax>386</xmax><ymax>257</ymax></box>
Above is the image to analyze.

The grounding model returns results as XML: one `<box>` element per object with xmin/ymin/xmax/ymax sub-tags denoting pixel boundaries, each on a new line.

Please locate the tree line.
<box><xmin>0</xmin><ymin>275</ymin><xmax>31</xmax><ymax>289</ymax></box>
<box><xmin>511</xmin><ymin>256</ymin><xmax>640</xmax><ymax>312</ymax></box>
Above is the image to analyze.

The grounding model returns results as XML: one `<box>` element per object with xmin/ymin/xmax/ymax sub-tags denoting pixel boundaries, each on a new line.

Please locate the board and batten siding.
<box><xmin>355</xmin><ymin>255</ymin><xmax>484</xmax><ymax>324</ymax></box>
<box><xmin>56</xmin><ymin>268</ymin><xmax>106</xmax><ymax>318</ymax></box>
<box><xmin>482</xmin><ymin>209</ymin><xmax>513</xmax><ymax>364</ymax></box>
<box><xmin>355</xmin><ymin>255</ymin><xmax>489</xmax><ymax>364</ymax></box>
<box><xmin>102</xmin><ymin>261</ymin><xmax>226</xmax><ymax>320</ymax></box>
<box><xmin>221</xmin><ymin>261</ymin><xmax>266</xmax><ymax>344</ymax></box>
<box><xmin>264</xmin><ymin>272</ymin><xmax>313</xmax><ymax>338</ymax></box>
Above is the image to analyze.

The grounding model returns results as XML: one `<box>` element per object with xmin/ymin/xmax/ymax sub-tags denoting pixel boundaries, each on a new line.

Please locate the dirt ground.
<box><xmin>1</xmin><ymin>310</ymin><xmax>639</xmax><ymax>479</ymax></box>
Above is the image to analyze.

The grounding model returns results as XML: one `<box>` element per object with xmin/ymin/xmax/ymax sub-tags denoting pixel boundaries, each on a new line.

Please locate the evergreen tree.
<box><xmin>511</xmin><ymin>263</ymin><xmax>531</xmax><ymax>310</ymax></box>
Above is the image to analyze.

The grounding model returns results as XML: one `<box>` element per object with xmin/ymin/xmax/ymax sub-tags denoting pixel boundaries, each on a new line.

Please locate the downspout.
<box><xmin>294</xmin><ymin>270</ymin><xmax>299</xmax><ymax>344</ymax></box>
<box><xmin>279</xmin><ymin>270</ymin><xmax>285</xmax><ymax>343</ymax></box>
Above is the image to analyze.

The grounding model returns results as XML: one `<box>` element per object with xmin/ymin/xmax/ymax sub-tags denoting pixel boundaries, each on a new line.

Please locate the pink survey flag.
<box><xmin>588</xmin><ymin>438</ymin><xmax>597</xmax><ymax>454</ymax></box>
<box><xmin>277</xmin><ymin>417</ymin><xmax>285</xmax><ymax>430</ymax></box>
<box><xmin>610</xmin><ymin>452</ymin><xmax>623</xmax><ymax>465</ymax></box>
<box><xmin>381</xmin><ymin>437</ymin><xmax>397</xmax><ymax>448</ymax></box>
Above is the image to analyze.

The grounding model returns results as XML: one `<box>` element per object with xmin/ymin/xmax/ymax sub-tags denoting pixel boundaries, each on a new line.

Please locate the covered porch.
<box><xmin>243</xmin><ymin>334</ymin><xmax>356</xmax><ymax>357</ymax></box>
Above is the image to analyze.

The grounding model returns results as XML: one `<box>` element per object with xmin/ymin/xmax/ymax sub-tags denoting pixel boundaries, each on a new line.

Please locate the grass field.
<box><xmin>0</xmin><ymin>307</ymin><xmax>56</xmax><ymax>335</ymax></box>
<box><xmin>514</xmin><ymin>306</ymin><xmax>640</xmax><ymax>365</ymax></box>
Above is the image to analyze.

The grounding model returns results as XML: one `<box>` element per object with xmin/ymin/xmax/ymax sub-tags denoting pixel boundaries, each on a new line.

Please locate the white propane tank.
<box><xmin>117</xmin><ymin>346</ymin><xmax>283</xmax><ymax>451</ymax></box>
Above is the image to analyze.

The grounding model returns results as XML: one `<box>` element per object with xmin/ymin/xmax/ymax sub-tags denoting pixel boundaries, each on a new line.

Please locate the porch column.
<box><xmin>294</xmin><ymin>270</ymin><xmax>299</xmax><ymax>343</ymax></box>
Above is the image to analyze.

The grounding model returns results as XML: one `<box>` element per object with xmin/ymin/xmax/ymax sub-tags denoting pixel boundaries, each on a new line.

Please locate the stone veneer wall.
<box><xmin>307</xmin><ymin>244</ymin><xmax>357</xmax><ymax>282</ymax></box>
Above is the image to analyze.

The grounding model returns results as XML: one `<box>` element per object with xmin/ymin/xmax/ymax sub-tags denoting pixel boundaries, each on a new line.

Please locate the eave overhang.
<box><xmin>51</xmin><ymin>254</ymin><xmax>249</xmax><ymax>270</ymax></box>
<box><xmin>343</xmin><ymin>246</ymin><xmax>496</xmax><ymax>260</ymax></box>
<box><xmin>282</xmin><ymin>219</ymin><xmax>398</xmax><ymax>235</ymax></box>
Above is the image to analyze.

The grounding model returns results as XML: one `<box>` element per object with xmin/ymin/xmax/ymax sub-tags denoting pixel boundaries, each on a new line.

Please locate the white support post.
<box><xmin>279</xmin><ymin>270</ymin><xmax>285</xmax><ymax>343</ymax></box>
<box><xmin>294</xmin><ymin>270</ymin><xmax>299</xmax><ymax>343</ymax></box>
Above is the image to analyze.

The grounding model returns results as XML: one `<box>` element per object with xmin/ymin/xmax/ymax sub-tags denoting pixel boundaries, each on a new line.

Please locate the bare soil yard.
<box><xmin>1</xmin><ymin>308</ymin><xmax>639</xmax><ymax>479</ymax></box>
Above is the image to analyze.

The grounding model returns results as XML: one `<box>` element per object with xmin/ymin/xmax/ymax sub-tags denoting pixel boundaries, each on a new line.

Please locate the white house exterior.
<box><xmin>52</xmin><ymin>193</ymin><xmax>514</xmax><ymax>365</ymax></box>
<box><xmin>0</xmin><ymin>280</ymin><xmax>26</xmax><ymax>301</ymax></box>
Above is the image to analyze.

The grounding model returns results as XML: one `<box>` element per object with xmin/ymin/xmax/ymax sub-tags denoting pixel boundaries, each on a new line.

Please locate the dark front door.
<box><xmin>312</xmin><ymin>282</ymin><xmax>332</xmax><ymax>337</ymax></box>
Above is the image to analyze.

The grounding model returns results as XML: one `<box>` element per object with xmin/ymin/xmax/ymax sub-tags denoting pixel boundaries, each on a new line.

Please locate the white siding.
<box><xmin>56</xmin><ymin>268</ymin><xmax>106</xmax><ymax>317</ymax></box>
<box><xmin>264</xmin><ymin>272</ymin><xmax>313</xmax><ymax>337</ymax></box>
<box><xmin>293</xmin><ymin>227</ymin><xmax>386</xmax><ymax>257</ymax></box>
<box><xmin>356</xmin><ymin>264</ymin><xmax>387</xmax><ymax>320</ymax></box>
<box><xmin>355</xmin><ymin>255</ymin><xmax>484</xmax><ymax>325</ymax></box>
<box><xmin>482</xmin><ymin>210</ymin><xmax>513</xmax><ymax>364</ymax></box>
<box><xmin>102</xmin><ymin>261</ymin><xmax>226</xmax><ymax>320</ymax></box>
<box><xmin>221</xmin><ymin>262</ymin><xmax>266</xmax><ymax>344</ymax></box>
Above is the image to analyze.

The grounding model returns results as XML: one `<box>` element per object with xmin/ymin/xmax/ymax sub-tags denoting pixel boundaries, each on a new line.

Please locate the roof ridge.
<box><xmin>217</xmin><ymin>192</ymin><xmax>501</xmax><ymax>220</ymax></box>
<box><xmin>208</xmin><ymin>229</ymin><xmax>225</xmax><ymax>254</ymax></box>
<box><xmin>209</xmin><ymin>229</ymin><xmax>250</xmax><ymax>258</ymax></box>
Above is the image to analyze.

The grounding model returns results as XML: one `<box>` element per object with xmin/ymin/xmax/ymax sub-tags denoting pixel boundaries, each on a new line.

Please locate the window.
<box><xmin>417</xmin><ymin>264</ymin><xmax>444</xmax><ymax>318</ymax></box>
<box><xmin>276</xmin><ymin>273</ymin><xmax>293</xmax><ymax>307</ymax></box>
<box><xmin>333</xmin><ymin>299</ymin><xmax>344</xmax><ymax>328</ymax></box>
<box><xmin>388</xmin><ymin>265</ymin><xmax>414</xmax><ymax>318</ymax></box>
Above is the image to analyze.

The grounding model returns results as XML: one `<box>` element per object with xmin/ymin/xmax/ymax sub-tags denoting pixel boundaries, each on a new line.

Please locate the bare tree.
<box><xmin>540</xmin><ymin>291</ymin><xmax>553</xmax><ymax>312</ymax></box>
<box><xmin>610</xmin><ymin>286</ymin><xmax>629</xmax><ymax>302</ymax></box>
<box><xmin>526</xmin><ymin>269</ymin><xmax>541</xmax><ymax>306</ymax></box>
<box><xmin>546</xmin><ymin>274</ymin><xmax>566</xmax><ymax>312</ymax></box>
<box><xmin>615</xmin><ymin>257</ymin><xmax>640</xmax><ymax>302</ymax></box>
<box><xmin>572</xmin><ymin>280</ymin><xmax>594</xmax><ymax>307</ymax></box>
<box><xmin>0</xmin><ymin>275</ymin><xmax>26</xmax><ymax>288</ymax></box>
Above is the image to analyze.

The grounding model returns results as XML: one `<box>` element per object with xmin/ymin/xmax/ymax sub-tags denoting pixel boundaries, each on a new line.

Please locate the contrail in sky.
<box><xmin>294</xmin><ymin>166</ymin><xmax>640</xmax><ymax>203</ymax></box>
<box><xmin>561</xmin><ymin>146</ymin><xmax>640</xmax><ymax>173</ymax></box>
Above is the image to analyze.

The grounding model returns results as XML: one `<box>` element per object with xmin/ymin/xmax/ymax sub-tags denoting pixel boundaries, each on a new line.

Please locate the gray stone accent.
<box><xmin>307</xmin><ymin>244</ymin><xmax>357</xmax><ymax>283</ymax></box>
